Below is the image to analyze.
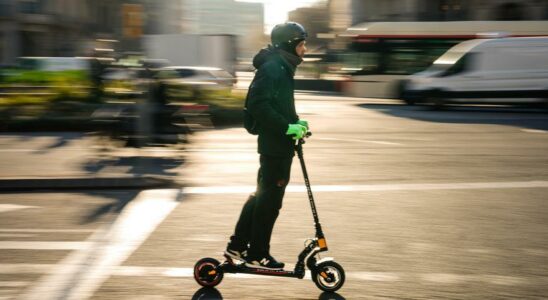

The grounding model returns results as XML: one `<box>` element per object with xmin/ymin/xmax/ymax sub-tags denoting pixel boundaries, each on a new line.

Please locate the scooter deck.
<box><xmin>220</xmin><ymin>255</ymin><xmax>304</xmax><ymax>279</ymax></box>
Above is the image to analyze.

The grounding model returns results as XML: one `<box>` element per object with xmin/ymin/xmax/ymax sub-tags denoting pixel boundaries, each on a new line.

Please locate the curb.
<box><xmin>0</xmin><ymin>176</ymin><xmax>177</xmax><ymax>192</ymax></box>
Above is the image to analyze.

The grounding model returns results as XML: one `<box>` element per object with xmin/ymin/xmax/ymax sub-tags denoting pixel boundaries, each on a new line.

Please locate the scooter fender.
<box><xmin>315</xmin><ymin>257</ymin><xmax>334</xmax><ymax>265</ymax></box>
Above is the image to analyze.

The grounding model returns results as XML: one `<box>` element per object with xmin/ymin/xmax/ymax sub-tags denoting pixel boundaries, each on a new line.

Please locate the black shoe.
<box><xmin>224</xmin><ymin>244</ymin><xmax>248</xmax><ymax>261</ymax></box>
<box><xmin>245</xmin><ymin>254</ymin><xmax>285</xmax><ymax>270</ymax></box>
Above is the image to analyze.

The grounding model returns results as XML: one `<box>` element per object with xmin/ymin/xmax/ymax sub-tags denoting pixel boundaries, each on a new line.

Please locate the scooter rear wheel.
<box><xmin>312</xmin><ymin>261</ymin><xmax>345</xmax><ymax>292</ymax></box>
<box><xmin>194</xmin><ymin>257</ymin><xmax>223</xmax><ymax>287</ymax></box>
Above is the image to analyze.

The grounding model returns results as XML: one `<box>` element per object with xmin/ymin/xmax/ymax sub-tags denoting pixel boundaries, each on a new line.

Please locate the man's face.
<box><xmin>295</xmin><ymin>40</ymin><xmax>307</xmax><ymax>58</ymax></box>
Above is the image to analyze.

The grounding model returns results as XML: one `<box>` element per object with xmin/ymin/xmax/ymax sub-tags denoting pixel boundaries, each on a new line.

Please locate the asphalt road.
<box><xmin>1</xmin><ymin>95</ymin><xmax>548</xmax><ymax>299</ymax></box>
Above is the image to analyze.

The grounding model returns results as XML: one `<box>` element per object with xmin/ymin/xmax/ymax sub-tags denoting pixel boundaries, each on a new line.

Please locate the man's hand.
<box><xmin>286</xmin><ymin>124</ymin><xmax>308</xmax><ymax>140</ymax></box>
<box><xmin>297</xmin><ymin>119</ymin><xmax>309</xmax><ymax>130</ymax></box>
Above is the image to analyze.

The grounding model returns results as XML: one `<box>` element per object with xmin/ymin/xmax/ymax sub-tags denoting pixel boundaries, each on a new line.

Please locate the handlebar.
<box><xmin>297</xmin><ymin>131</ymin><xmax>312</xmax><ymax>146</ymax></box>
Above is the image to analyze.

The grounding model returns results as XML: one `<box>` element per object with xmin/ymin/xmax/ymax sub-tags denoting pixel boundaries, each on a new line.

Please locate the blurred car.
<box><xmin>101</xmin><ymin>67</ymin><xmax>142</xmax><ymax>98</ymax></box>
<box><xmin>401</xmin><ymin>37</ymin><xmax>548</xmax><ymax>107</ymax></box>
<box><xmin>155</xmin><ymin>66</ymin><xmax>236</xmax><ymax>99</ymax></box>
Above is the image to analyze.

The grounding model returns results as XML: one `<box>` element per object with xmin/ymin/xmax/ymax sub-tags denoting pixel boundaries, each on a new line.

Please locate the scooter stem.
<box><xmin>296</xmin><ymin>138</ymin><xmax>326</xmax><ymax>241</ymax></box>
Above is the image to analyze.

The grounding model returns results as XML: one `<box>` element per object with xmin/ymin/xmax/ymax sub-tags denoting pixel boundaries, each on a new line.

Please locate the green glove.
<box><xmin>286</xmin><ymin>124</ymin><xmax>308</xmax><ymax>140</ymax></box>
<box><xmin>297</xmin><ymin>119</ymin><xmax>309</xmax><ymax>130</ymax></box>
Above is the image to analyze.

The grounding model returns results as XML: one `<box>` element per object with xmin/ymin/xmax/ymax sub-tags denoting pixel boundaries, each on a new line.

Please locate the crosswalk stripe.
<box><xmin>21</xmin><ymin>189</ymin><xmax>183</xmax><ymax>300</ymax></box>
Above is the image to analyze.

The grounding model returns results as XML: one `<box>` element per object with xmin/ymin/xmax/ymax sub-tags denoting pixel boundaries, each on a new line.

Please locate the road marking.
<box><xmin>182</xmin><ymin>180</ymin><xmax>548</xmax><ymax>195</ymax></box>
<box><xmin>185</xmin><ymin>234</ymin><xmax>225</xmax><ymax>242</ymax></box>
<box><xmin>422</xmin><ymin>274</ymin><xmax>527</xmax><ymax>286</ymax></box>
<box><xmin>422</xmin><ymin>273</ymin><xmax>468</xmax><ymax>284</ymax></box>
<box><xmin>2</xmin><ymin>264</ymin><xmax>546</xmax><ymax>286</ymax></box>
<box><xmin>22</xmin><ymin>189</ymin><xmax>183</xmax><ymax>300</ymax></box>
<box><xmin>0</xmin><ymin>204</ymin><xmax>39</xmax><ymax>214</ymax></box>
<box><xmin>352</xmin><ymin>272</ymin><xmax>400</xmax><ymax>281</ymax></box>
<box><xmin>521</xmin><ymin>129</ymin><xmax>547</xmax><ymax>133</ymax></box>
<box><xmin>318</xmin><ymin>137</ymin><xmax>403</xmax><ymax>146</ymax></box>
<box><xmin>0</xmin><ymin>241</ymin><xmax>88</xmax><ymax>250</ymax></box>
<box><xmin>0</xmin><ymin>229</ymin><xmax>95</xmax><ymax>233</ymax></box>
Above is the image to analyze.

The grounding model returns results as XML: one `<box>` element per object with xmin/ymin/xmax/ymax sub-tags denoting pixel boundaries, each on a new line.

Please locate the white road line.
<box><xmin>182</xmin><ymin>180</ymin><xmax>548</xmax><ymax>195</ymax></box>
<box><xmin>0</xmin><ymin>229</ymin><xmax>95</xmax><ymax>233</ymax></box>
<box><xmin>0</xmin><ymin>241</ymin><xmax>88</xmax><ymax>250</ymax></box>
<box><xmin>184</xmin><ymin>234</ymin><xmax>225</xmax><ymax>242</ymax></box>
<box><xmin>0</xmin><ymin>204</ymin><xmax>39</xmax><ymax>213</ymax></box>
<box><xmin>318</xmin><ymin>137</ymin><xmax>403</xmax><ymax>146</ymax></box>
<box><xmin>521</xmin><ymin>129</ymin><xmax>547</xmax><ymax>134</ymax></box>
<box><xmin>2</xmin><ymin>264</ymin><xmax>546</xmax><ymax>286</ymax></box>
<box><xmin>21</xmin><ymin>189</ymin><xmax>183</xmax><ymax>300</ymax></box>
<box><xmin>422</xmin><ymin>274</ymin><xmax>527</xmax><ymax>286</ymax></box>
<box><xmin>352</xmin><ymin>272</ymin><xmax>400</xmax><ymax>282</ymax></box>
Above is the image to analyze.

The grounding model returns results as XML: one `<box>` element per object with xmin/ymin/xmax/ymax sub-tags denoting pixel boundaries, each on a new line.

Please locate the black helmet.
<box><xmin>271</xmin><ymin>22</ymin><xmax>308</xmax><ymax>48</ymax></box>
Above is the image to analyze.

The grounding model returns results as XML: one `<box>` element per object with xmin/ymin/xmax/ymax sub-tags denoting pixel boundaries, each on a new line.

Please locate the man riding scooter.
<box><xmin>224</xmin><ymin>22</ymin><xmax>310</xmax><ymax>270</ymax></box>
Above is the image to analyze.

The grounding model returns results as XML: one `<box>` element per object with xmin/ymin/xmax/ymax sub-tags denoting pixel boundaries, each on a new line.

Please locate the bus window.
<box><xmin>384</xmin><ymin>48</ymin><xmax>425</xmax><ymax>75</ymax></box>
<box><xmin>339</xmin><ymin>52</ymin><xmax>380</xmax><ymax>75</ymax></box>
<box><xmin>349</xmin><ymin>39</ymin><xmax>463</xmax><ymax>76</ymax></box>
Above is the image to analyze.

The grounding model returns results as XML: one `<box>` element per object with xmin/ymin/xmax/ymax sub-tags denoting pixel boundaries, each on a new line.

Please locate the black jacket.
<box><xmin>247</xmin><ymin>46</ymin><xmax>301</xmax><ymax>157</ymax></box>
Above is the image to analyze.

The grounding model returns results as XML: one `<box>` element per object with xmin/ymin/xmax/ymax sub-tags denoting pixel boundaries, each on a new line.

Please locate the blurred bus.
<box><xmin>340</xmin><ymin>21</ymin><xmax>548</xmax><ymax>99</ymax></box>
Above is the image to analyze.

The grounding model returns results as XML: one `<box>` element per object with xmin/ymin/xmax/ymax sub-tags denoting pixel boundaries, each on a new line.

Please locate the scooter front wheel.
<box><xmin>194</xmin><ymin>257</ymin><xmax>224</xmax><ymax>287</ymax></box>
<box><xmin>312</xmin><ymin>261</ymin><xmax>345</xmax><ymax>292</ymax></box>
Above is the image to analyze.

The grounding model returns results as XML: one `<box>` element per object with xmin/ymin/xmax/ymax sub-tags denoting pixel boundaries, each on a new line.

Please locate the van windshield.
<box><xmin>426</xmin><ymin>51</ymin><xmax>466</xmax><ymax>73</ymax></box>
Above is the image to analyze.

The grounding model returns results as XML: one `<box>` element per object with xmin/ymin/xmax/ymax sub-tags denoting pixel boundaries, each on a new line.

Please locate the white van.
<box><xmin>401</xmin><ymin>37</ymin><xmax>548</xmax><ymax>107</ymax></box>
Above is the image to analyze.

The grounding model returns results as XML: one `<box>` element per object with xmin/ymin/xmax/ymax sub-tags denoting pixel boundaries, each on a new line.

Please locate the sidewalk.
<box><xmin>0</xmin><ymin>132</ymin><xmax>182</xmax><ymax>191</ymax></box>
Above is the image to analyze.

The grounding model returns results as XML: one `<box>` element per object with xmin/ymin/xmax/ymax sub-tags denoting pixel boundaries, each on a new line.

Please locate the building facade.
<box><xmin>0</xmin><ymin>0</ymin><xmax>92</xmax><ymax>64</ymax></box>
<box><xmin>180</xmin><ymin>0</ymin><xmax>265</xmax><ymax>59</ymax></box>
<box><xmin>288</xmin><ymin>3</ymin><xmax>330</xmax><ymax>52</ymax></box>
<box><xmin>0</xmin><ymin>0</ymin><xmax>184</xmax><ymax>64</ymax></box>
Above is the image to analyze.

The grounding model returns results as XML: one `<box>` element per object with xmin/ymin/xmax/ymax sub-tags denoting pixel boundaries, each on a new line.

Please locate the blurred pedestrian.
<box><xmin>89</xmin><ymin>58</ymin><xmax>105</xmax><ymax>103</ymax></box>
<box><xmin>225</xmin><ymin>22</ymin><xmax>309</xmax><ymax>270</ymax></box>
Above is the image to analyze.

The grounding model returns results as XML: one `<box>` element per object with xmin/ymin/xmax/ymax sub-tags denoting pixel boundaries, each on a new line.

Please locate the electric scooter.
<box><xmin>193</xmin><ymin>133</ymin><xmax>345</xmax><ymax>292</ymax></box>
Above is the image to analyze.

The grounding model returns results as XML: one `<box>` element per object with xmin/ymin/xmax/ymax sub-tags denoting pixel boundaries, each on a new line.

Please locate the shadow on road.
<box><xmin>81</xmin><ymin>190</ymin><xmax>140</xmax><ymax>224</ymax></box>
<box><xmin>191</xmin><ymin>287</ymin><xmax>223</xmax><ymax>300</ymax></box>
<box><xmin>357</xmin><ymin>103</ymin><xmax>548</xmax><ymax>131</ymax></box>
<box><xmin>318</xmin><ymin>292</ymin><xmax>346</xmax><ymax>300</ymax></box>
<box><xmin>190</xmin><ymin>288</ymin><xmax>346</xmax><ymax>300</ymax></box>
<box><xmin>83</xmin><ymin>156</ymin><xmax>185</xmax><ymax>177</ymax></box>
<box><xmin>7</xmin><ymin>132</ymin><xmax>84</xmax><ymax>154</ymax></box>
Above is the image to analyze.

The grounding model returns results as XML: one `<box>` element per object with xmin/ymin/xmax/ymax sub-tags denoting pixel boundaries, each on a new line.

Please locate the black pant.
<box><xmin>231</xmin><ymin>155</ymin><xmax>293</xmax><ymax>258</ymax></box>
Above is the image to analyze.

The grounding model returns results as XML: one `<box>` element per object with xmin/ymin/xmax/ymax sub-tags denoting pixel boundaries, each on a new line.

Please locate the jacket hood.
<box><xmin>252</xmin><ymin>45</ymin><xmax>303</xmax><ymax>75</ymax></box>
<box><xmin>252</xmin><ymin>45</ymin><xmax>277</xmax><ymax>69</ymax></box>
